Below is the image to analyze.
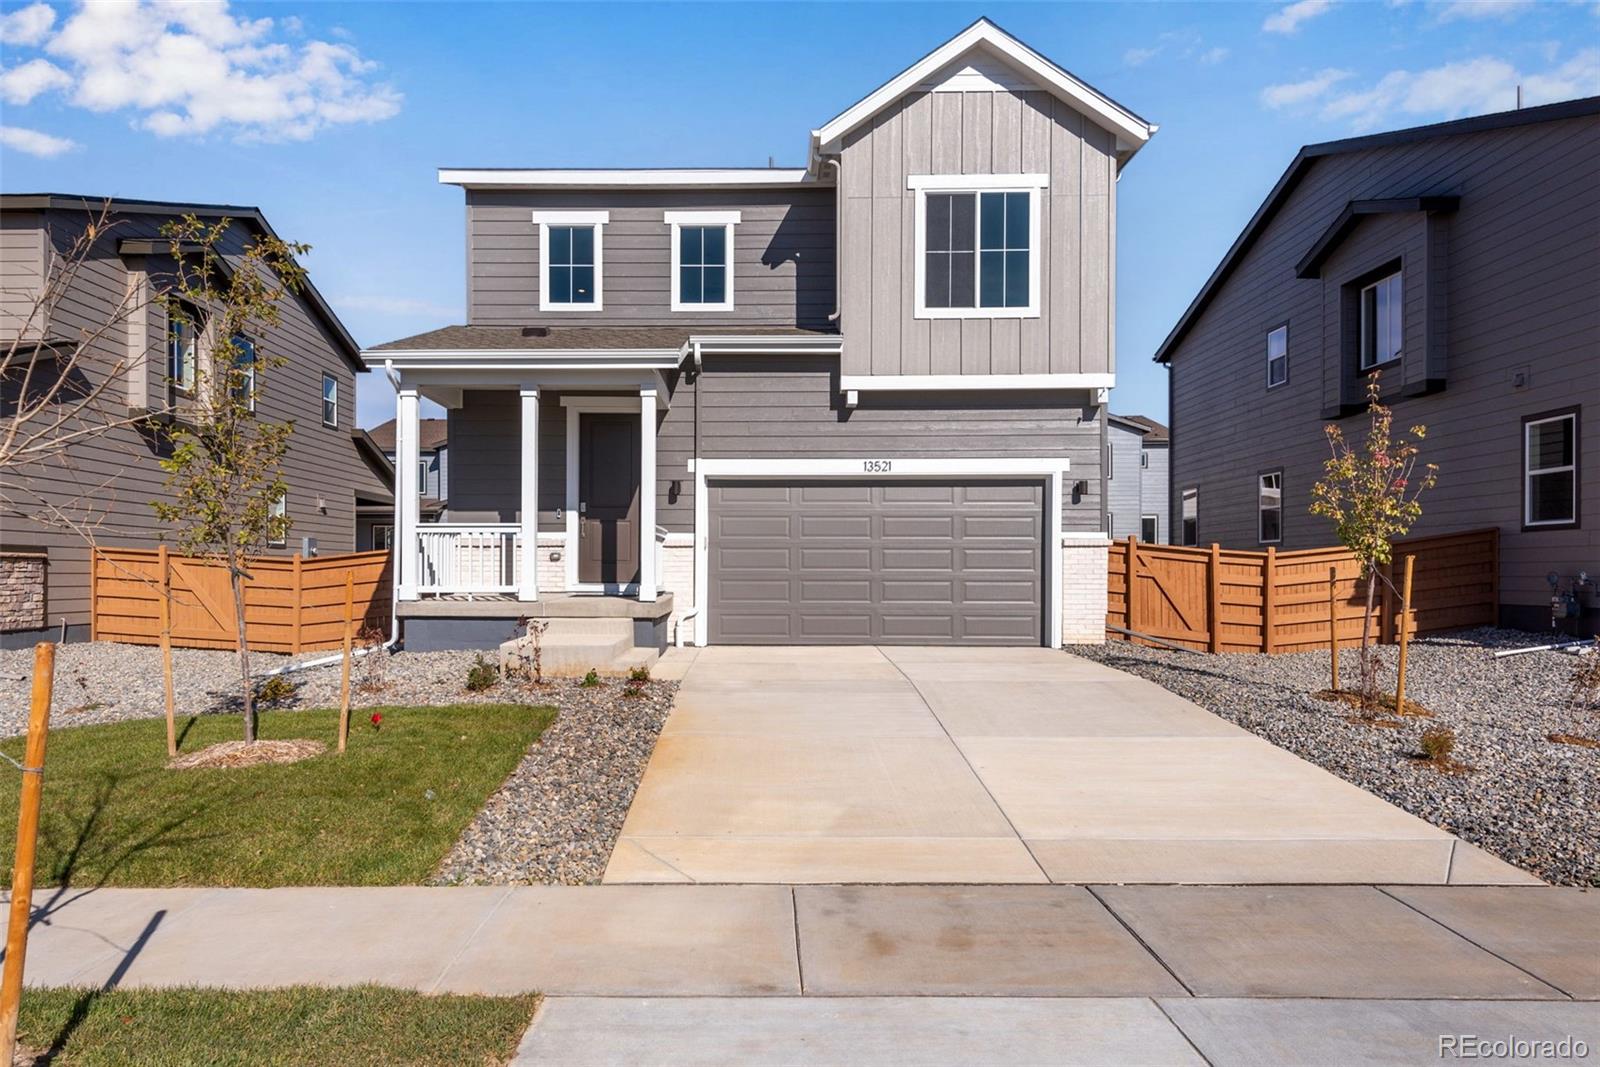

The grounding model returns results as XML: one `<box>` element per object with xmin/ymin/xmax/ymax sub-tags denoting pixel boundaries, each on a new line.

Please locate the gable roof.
<box><xmin>366</xmin><ymin>418</ymin><xmax>448</xmax><ymax>452</ymax></box>
<box><xmin>1151</xmin><ymin>95</ymin><xmax>1600</xmax><ymax>364</ymax></box>
<box><xmin>1110</xmin><ymin>413</ymin><xmax>1169</xmax><ymax>443</ymax></box>
<box><xmin>810</xmin><ymin>18</ymin><xmax>1156</xmax><ymax>169</ymax></box>
<box><xmin>0</xmin><ymin>193</ymin><xmax>365</xmax><ymax>371</ymax></box>
<box><xmin>1294</xmin><ymin>196</ymin><xmax>1458</xmax><ymax>279</ymax></box>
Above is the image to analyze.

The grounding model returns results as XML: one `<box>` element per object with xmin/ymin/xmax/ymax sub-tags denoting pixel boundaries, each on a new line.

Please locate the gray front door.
<box><xmin>578</xmin><ymin>412</ymin><xmax>640</xmax><ymax>585</ymax></box>
<box><xmin>708</xmin><ymin>479</ymin><xmax>1045</xmax><ymax>645</ymax></box>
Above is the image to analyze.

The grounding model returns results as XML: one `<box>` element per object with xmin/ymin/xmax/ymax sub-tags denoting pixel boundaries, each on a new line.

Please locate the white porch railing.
<box><xmin>416</xmin><ymin>523</ymin><xmax>519</xmax><ymax>595</ymax></box>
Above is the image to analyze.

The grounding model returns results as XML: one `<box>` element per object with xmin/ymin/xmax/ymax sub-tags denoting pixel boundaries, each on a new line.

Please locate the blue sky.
<box><xmin>3</xmin><ymin>0</ymin><xmax>1596</xmax><ymax>427</ymax></box>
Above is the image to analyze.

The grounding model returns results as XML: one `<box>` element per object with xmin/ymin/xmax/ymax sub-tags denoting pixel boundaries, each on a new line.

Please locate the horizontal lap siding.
<box><xmin>1167</xmin><ymin>115</ymin><xmax>1600</xmax><ymax>610</ymax></box>
<box><xmin>1140</xmin><ymin>444</ymin><xmax>1170</xmax><ymax>542</ymax></box>
<box><xmin>1106</xmin><ymin>423</ymin><xmax>1142</xmax><ymax>539</ymax></box>
<box><xmin>467</xmin><ymin>189</ymin><xmax>834</xmax><ymax>329</ymax></box>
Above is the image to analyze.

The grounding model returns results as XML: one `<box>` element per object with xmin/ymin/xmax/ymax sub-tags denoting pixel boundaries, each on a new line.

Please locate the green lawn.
<box><xmin>16</xmin><ymin>986</ymin><xmax>540</xmax><ymax>1066</ymax></box>
<box><xmin>0</xmin><ymin>704</ymin><xmax>554</xmax><ymax>887</ymax></box>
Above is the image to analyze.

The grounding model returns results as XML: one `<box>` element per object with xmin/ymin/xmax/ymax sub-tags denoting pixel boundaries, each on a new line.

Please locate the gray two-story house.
<box><xmin>369</xmin><ymin>20</ymin><xmax>1156</xmax><ymax>650</ymax></box>
<box><xmin>1156</xmin><ymin>98</ymin><xmax>1600</xmax><ymax>634</ymax></box>
<box><xmin>1107</xmin><ymin>413</ymin><xmax>1169</xmax><ymax>543</ymax></box>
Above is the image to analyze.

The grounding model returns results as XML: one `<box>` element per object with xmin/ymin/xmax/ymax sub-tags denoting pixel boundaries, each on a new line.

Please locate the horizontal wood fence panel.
<box><xmin>1107</xmin><ymin>528</ymin><xmax>1498</xmax><ymax>654</ymax></box>
<box><xmin>92</xmin><ymin>548</ymin><xmax>392</xmax><ymax>653</ymax></box>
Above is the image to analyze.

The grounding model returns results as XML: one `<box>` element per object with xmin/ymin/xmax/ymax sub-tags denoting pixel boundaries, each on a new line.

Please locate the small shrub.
<box><xmin>465</xmin><ymin>654</ymin><xmax>499</xmax><ymax>693</ymax></box>
<box><xmin>1568</xmin><ymin>639</ymin><xmax>1600</xmax><ymax>716</ymax></box>
<box><xmin>255</xmin><ymin>674</ymin><xmax>297</xmax><ymax>708</ymax></box>
<box><xmin>355</xmin><ymin>623</ymin><xmax>390</xmax><ymax>693</ymax></box>
<box><xmin>580</xmin><ymin>668</ymin><xmax>601</xmax><ymax>688</ymax></box>
<box><xmin>628</xmin><ymin>665</ymin><xmax>651</xmax><ymax>683</ymax></box>
<box><xmin>1419</xmin><ymin>726</ymin><xmax>1455</xmax><ymax>763</ymax></box>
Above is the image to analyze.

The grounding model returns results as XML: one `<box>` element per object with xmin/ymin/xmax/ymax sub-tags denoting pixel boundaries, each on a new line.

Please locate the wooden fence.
<box><xmin>91</xmin><ymin>547</ymin><xmax>393</xmax><ymax>653</ymax></box>
<box><xmin>1107</xmin><ymin>528</ymin><xmax>1498</xmax><ymax>654</ymax></box>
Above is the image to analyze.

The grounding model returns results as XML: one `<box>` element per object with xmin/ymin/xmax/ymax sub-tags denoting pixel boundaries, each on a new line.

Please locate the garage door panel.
<box><xmin>708</xmin><ymin>479</ymin><xmax>1044</xmax><ymax>646</ymax></box>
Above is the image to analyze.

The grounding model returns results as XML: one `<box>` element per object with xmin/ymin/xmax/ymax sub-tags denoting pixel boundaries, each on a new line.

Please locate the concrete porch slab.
<box><xmin>513</xmin><ymin>997</ymin><xmax>1206</xmax><ymax>1067</ymax></box>
<box><xmin>1095</xmin><ymin>886</ymin><xmax>1568</xmax><ymax>999</ymax></box>
<box><xmin>792</xmin><ymin>885</ymin><xmax>1186</xmax><ymax>996</ymax></box>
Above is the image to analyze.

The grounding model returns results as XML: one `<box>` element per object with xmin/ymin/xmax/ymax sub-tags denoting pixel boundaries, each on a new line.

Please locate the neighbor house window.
<box><xmin>533</xmin><ymin>210</ymin><xmax>608</xmax><ymax>311</ymax></box>
<box><xmin>167</xmin><ymin>305</ymin><xmax>199</xmax><ymax>393</ymax></box>
<box><xmin>230</xmin><ymin>334</ymin><xmax>256</xmax><ymax>411</ymax></box>
<box><xmin>371</xmin><ymin>524</ymin><xmax>393</xmax><ymax>551</ymax></box>
<box><xmin>322</xmin><ymin>374</ymin><xmax>338</xmax><ymax>427</ymax></box>
<box><xmin>1106</xmin><ymin>511</ymin><xmax>1115</xmax><ymax>536</ymax></box>
<box><xmin>1266</xmin><ymin>324</ymin><xmax>1288</xmax><ymax>388</ymax></box>
<box><xmin>666</xmin><ymin>210</ymin><xmax>739</xmax><ymax>311</ymax></box>
<box><xmin>1258</xmin><ymin>470</ymin><xmax>1283</xmax><ymax>544</ymax></box>
<box><xmin>1523</xmin><ymin>408</ymin><xmax>1579</xmax><ymax>529</ymax></box>
<box><xmin>1140</xmin><ymin>451</ymin><xmax>1149</xmax><ymax>469</ymax></box>
<box><xmin>1181</xmin><ymin>487</ymin><xmax>1198</xmax><ymax>546</ymax></box>
<box><xmin>1106</xmin><ymin>443</ymin><xmax>1114</xmax><ymax>480</ymax></box>
<box><xmin>1141</xmin><ymin>515</ymin><xmax>1159</xmax><ymax>542</ymax></box>
<box><xmin>268</xmin><ymin>494</ymin><xmax>287</xmax><ymax>547</ymax></box>
<box><xmin>911</xmin><ymin>175</ymin><xmax>1044</xmax><ymax>318</ymax></box>
<box><xmin>419</xmin><ymin>458</ymin><xmax>430</xmax><ymax>491</ymax></box>
<box><xmin>1360</xmin><ymin>270</ymin><xmax>1403</xmax><ymax>369</ymax></box>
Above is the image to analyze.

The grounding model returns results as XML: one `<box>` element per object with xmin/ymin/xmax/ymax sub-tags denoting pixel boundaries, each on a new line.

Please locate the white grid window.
<box><xmin>1258</xmin><ymin>471</ymin><xmax>1283</xmax><ymax>544</ymax></box>
<box><xmin>1360</xmin><ymin>271</ymin><xmax>1403</xmax><ymax>369</ymax></box>
<box><xmin>1267</xmin><ymin>324</ymin><xmax>1288</xmax><ymax>388</ymax></box>
<box><xmin>322</xmin><ymin>374</ymin><xmax>337</xmax><ymax>427</ymax></box>
<box><xmin>1524</xmin><ymin>411</ymin><xmax>1578</xmax><ymax>527</ymax></box>
<box><xmin>1181</xmin><ymin>487</ymin><xmax>1198</xmax><ymax>546</ymax></box>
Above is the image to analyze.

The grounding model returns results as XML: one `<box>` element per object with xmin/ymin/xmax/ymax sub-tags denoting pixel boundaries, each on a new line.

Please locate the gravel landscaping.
<box><xmin>1069</xmin><ymin>627</ymin><xmax>1600</xmax><ymax>887</ymax></box>
<box><xmin>0</xmin><ymin>641</ymin><xmax>676</xmax><ymax>886</ymax></box>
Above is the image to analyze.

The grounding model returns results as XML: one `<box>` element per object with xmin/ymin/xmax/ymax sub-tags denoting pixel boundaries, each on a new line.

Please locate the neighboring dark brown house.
<box><xmin>0</xmin><ymin>194</ymin><xmax>389</xmax><ymax>647</ymax></box>
<box><xmin>1155</xmin><ymin>98</ymin><xmax>1600</xmax><ymax>634</ymax></box>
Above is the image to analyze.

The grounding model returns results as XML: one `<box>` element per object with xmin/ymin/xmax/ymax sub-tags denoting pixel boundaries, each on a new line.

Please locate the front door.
<box><xmin>578</xmin><ymin>412</ymin><xmax>641</xmax><ymax>585</ymax></box>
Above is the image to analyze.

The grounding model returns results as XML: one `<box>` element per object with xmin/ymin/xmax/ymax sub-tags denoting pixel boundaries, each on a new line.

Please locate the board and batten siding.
<box><xmin>838</xmin><ymin>89</ymin><xmax>1117</xmax><ymax>378</ymax></box>
<box><xmin>0</xmin><ymin>207</ymin><xmax>375</xmax><ymax>636</ymax></box>
<box><xmin>1166</xmin><ymin>112</ymin><xmax>1600</xmax><ymax>616</ymax></box>
<box><xmin>466</xmin><ymin>189</ymin><xmax>835</xmax><ymax>328</ymax></box>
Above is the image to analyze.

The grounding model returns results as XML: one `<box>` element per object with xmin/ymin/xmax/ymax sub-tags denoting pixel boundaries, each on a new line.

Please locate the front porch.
<box><xmin>396</xmin><ymin>590</ymin><xmax>677</xmax><ymax>655</ymax></box>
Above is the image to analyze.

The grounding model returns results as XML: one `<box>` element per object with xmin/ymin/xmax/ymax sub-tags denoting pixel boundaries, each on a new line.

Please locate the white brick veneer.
<box><xmin>1059</xmin><ymin>535</ymin><xmax>1110</xmax><ymax>645</ymax></box>
<box><xmin>524</xmin><ymin>533</ymin><xmax>697</xmax><ymax>643</ymax></box>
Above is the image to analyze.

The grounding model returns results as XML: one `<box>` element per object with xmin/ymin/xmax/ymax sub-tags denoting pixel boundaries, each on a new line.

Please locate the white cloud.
<box><xmin>1260</xmin><ymin>68</ymin><xmax>1353</xmax><ymax>108</ymax></box>
<box><xmin>0</xmin><ymin>2</ymin><xmax>54</xmax><ymax>46</ymax></box>
<box><xmin>334</xmin><ymin>294</ymin><xmax>459</xmax><ymax>319</ymax></box>
<box><xmin>1123</xmin><ymin>46</ymin><xmax>1160</xmax><ymax>67</ymax></box>
<box><xmin>0</xmin><ymin>0</ymin><xmax>399</xmax><ymax>143</ymax></box>
<box><xmin>1297</xmin><ymin>49</ymin><xmax>1600</xmax><ymax>130</ymax></box>
<box><xmin>1430</xmin><ymin>0</ymin><xmax>1535</xmax><ymax>22</ymax></box>
<box><xmin>1199</xmin><ymin>47</ymin><xmax>1231</xmax><ymax>65</ymax></box>
<box><xmin>0</xmin><ymin>57</ymin><xmax>71</xmax><ymax>104</ymax></box>
<box><xmin>1263</xmin><ymin>0</ymin><xmax>1337</xmax><ymax>34</ymax></box>
<box><xmin>0</xmin><ymin>123</ymin><xmax>78</xmax><ymax>157</ymax></box>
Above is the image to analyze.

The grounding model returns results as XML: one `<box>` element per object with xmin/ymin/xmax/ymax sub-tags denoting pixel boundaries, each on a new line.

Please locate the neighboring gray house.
<box><xmin>368</xmin><ymin>19</ymin><xmax>1156</xmax><ymax>651</ymax></box>
<box><xmin>0</xmin><ymin>194</ymin><xmax>388</xmax><ymax>647</ymax></box>
<box><xmin>1106</xmin><ymin>414</ymin><xmax>1169</xmax><ymax>543</ymax></box>
<box><xmin>368</xmin><ymin>417</ymin><xmax>449</xmax><ymax>504</ymax></box>
<box><xmin>1155</xmin><ymin>98</ymin><xmax>1600</xmax><ymax>634</ymax></box>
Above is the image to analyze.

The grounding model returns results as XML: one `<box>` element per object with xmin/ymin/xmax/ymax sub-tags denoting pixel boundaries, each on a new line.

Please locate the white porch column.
<box><xmin>638</xmin><ymin>385</ymin><xmax>658</xmax><ymax>602</ymax></box>
<box><xmin>518</xmin><ymin>386</ymin><xmax>540</xmax><ymax>601</ymax></box>
<box><xmin>395</xmin><ymin>385</ymin><xmax>421</xmax><ymax>600</ymax></box>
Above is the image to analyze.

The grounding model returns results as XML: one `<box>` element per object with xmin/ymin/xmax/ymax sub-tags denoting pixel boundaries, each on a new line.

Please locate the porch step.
<box><xmin>498</xmin><ymin>617</ymin><xmax>656</xmax><ymax>678</ymax></box>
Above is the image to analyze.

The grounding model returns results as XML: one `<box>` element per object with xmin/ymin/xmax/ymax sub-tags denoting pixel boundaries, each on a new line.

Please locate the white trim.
<box><xmin>1266</xmin><ymin>324</ymin><xmax>1288</xmax><ymax>390</ymax></box>
<box><xmin>564</xmin><ymin>394</ymin><xmax>658</xmax><ymax>595</ymax></box>
<box><xmin>1524</xmin><ymin>412</ymin><xmax>1578</xmax><ymax>527</ymax></box>
<box><xmin>395</xmin><ymin>388</ymin><xmax>421</xmax><ymax>600</ymax></box>
<box><xmin>692</xmin><ymin>456</ymin><xmax>1067</xmax><ymax>648</ymax></box>
<box><xmin>443</xmin><ymin>168</ymin><xmax>816</xmax><ymax>188</ymax></box>
<box><xmin>911</xmin><ymin>180</ymin><xmax>1043</xmax><ymax>320</ymax></box>
<box><xmin>812</xmin><ymin>20</ymin><xmax>1155</xmax><ymax>158</ymax></box>
<box><xmin>518</xmin><ymin>386</ymin><xmax>540</xmax><ymax>601</ymax></box>
<box><xmin>367</xmin><ymin>351</ymin><xmax>681</xmax><ymax>371</ymax></box>
<box><xmin>639</xmin><ymin>388</ymin><xmax>658</xmax><ymax>601</ymax></box>
<box><xmin>839</xmin><ymin>373</ymin><xmax>1114</xmax><ymax>392</ymax></box>
<box><xmin>667</xmin><ymin>217</ymin><xmax>736</xmax><ymax>313</ymax></box>
<box><xmin>535</xmin><ymin>214</ymin><xmax>607</xmax><ymax>312</ymax></box>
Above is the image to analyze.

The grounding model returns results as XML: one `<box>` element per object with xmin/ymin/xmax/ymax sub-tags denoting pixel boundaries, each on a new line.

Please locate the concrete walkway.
<box><xmin>608</xmin><ymin>645</ymin><xmax>1535</xmax><ymax>885</ymax></box>
<box><xmin>13</xmin><ymin>884</ymin><xmax>1597</xmax><ymax>1064</ymax></box>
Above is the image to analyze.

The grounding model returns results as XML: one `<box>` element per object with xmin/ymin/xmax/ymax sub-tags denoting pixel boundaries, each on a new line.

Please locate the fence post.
<box><xmin>1125</xmin><ymin>535</ymin><xmax>1140</xmax><ymax>645</ymax></box>
<box><xmin>88</xmin><ymin>547</ymin><xmax>98</xmax><ymax>642</ymax></box>
<box><xmin>338</xmin><ymin>571</ymin><xmax>355</xmax><ymax>754</ymax></box>
<box><xmin>159</xmin><ymin>545</ymin><xmax>176</xmax><ymax>758</ymax></box>
<box><xmin>1395</xmin><ymin>554</ymin><xmax>1415</xmax><ymax>712</ymax></box>
<box><xmin>1208</xmin><ymin>544</ymin><xmax>1223</xmax><ymax>653</ymax></box>
<box><xmin>0</xmin><ymin>642</ymin><xmax>55</xmax><ymax>1065</ymax></box>
<box><xmin>1262</xmin><ymin>546</ymin><xmax>1277</xmax><ymax>654</ymax></box>
<box><xmin>291</xmin><ymin>552</ymin><xmax>304</xmax><ymax>655</ymax></box>
<box><xmin>1328</xmin><ymin>565</ymin><xmax>1340</xmax><ymax>691</ymax></box>
<box><xmin>1488</xmin><ymin>526</ymin><xmax>1500</xmax><ymax>625</ymax></box>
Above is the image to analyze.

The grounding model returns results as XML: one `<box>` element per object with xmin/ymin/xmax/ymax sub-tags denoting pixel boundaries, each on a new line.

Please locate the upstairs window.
<box><xmin>1258</xmin><ymin>470</ymin><xmax>1282</xmax><ymax>544</ymax></box>
<box><xmin>230</xmin><ymin>333</ymin><xmax>256</xmax><ymax>411</ymax></box>
<box><xmin>1181</xmin><ymin>487</ymin><xmax>1198</xmax><ymax>546</ymax></box>
<box><xmin>666</xmin><ymin>211</ymin><xmax>739</xmax><ymax>311</ymax></box>
<box><xmin>167</xmin><ymin>305</ymin><xmax>199</xmax><ymax>393</ymax></box>
<box><xmin>533</xmin><ymin>211</ymin><xmax>608</xmax><ymax>311</ymax></box>
<box><xmin>1141</xmin><ymin>515</ymin><xmax>1159</xmax><ymax>542</ymax></box>
<box><xmin>1524</xmin><ymin>408</ymin><xmax>1579</xmax><ymax>529</ymax></box>
<box><xmin>1266</xmin><ymin>324</ymin><xmax>1288</xmax><ymax>388</ymax></box>
<box><xmin>322</xmin><ymin>373</ymin><xmax>338</xmax><ymax>427</ymax></box>
<box><xmin>911</xmin><ymin>175</ymin><xmax>1044</xmax><ymax>319</ymax></box>
<box><xmin>1360</xmin><ymin>270</ymin><xmax>1403</xmax><ymax>369</ymax></box>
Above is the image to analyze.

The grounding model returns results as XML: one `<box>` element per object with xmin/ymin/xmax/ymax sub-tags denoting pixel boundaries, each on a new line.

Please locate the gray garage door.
<box><xmin>708</xmin><ymin>479</ymin><xmax>1045</xmax><ymax>645</ymax></box>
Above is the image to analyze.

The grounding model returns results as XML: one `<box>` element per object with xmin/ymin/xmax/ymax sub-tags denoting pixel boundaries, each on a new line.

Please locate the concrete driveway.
<box><xmin>604</xmin><ymin>646</ymin><xmax>1535</xmax><ymax>885</ymax></box>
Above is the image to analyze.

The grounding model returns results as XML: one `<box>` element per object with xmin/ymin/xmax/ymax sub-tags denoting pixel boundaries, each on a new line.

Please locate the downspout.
<box><xmin>823</xmin><ymin>158</ymin><xmax>841</xmax><ymax>323</ymax></box>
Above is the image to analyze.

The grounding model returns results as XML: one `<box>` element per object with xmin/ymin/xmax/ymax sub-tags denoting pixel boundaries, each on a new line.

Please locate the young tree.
<box><xmin>1310</xmin><ymin>373</ymin><xmax>1438</xmax><ymax>711</ymax></box>
<box><xmin>151</xmin><ymin>216</ymin><xmax>307</xmax><ymax>743</ymax></box>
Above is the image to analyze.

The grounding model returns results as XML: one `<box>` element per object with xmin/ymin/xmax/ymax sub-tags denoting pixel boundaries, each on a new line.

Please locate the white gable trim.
<box><xmin>813</xmin><ymin>20</ymin><xmax>1155</xmax><ymax>159</ymax></box>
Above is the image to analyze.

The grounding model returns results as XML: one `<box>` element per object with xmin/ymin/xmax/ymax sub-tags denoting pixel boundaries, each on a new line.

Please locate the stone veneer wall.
<box><xmin>1060</xmin><ymin>535</ymin><xmax>1110</xmax><ymax>645</ymax></box>
<box><xmin>0</xmin><ymin>553</ymin><xmax>48</xmax><ymax>634</ymax></box>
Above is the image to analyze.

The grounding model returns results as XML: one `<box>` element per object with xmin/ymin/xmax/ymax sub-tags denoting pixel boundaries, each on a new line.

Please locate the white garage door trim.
<box><xmin>692</xmin><ymin>457</ymin><xmax>1069</xmax><ymax>648</ymax></box>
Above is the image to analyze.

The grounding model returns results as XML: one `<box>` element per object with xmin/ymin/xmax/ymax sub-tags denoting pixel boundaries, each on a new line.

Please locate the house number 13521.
<box><xmin>862</xmin><ymin>459</ymin><xmax>892</xmax><ymax>473</ymax></box>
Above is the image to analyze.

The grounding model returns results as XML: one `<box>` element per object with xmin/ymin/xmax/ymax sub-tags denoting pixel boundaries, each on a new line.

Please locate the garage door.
<box><xmin>708</xmin><ymin>479</ymin><xmax>1045</xmax><ymax>645</ymax></box>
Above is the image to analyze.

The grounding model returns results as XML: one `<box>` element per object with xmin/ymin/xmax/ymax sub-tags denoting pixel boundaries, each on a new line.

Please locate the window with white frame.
<box><xmin>1141</xmin><ymin>514</ymin><xmax>1158</xmax><ymax>542</ymax></box>
<box><xmin>666</xmin><ymin>210</ymin><xmax>738</xmax><ymax>311</ymax></box>
<box><xmin>1181</xmin><ymin>487</ymin><xmax>1198</xmax><ymax>546</ymax></box>
<box><xmin>268</xmin><ymin>493</ymin><xmax>287</xmax><ymax>547</ymax></box>
<box><xmin>1360</xmin><ymin>270</ymin><xmax>1403</xmax><ymax>369</ymax></box>
<box><xmin>1523</xmin><ymin>409</ymin><xmax>1579</xmax><ymax>528</ymax></box>
<box><xmin>1106</xmin><ymin>510</ymin><xmax>1115</xmax><ymax>536</ymax></box>
<box><xmin>167</xmin><ymin>304</ymin><xmax>199</xmax><ymax>393</ymax></box>
<box><xmin>1140</xmin><ymin>450</ymin><xmax>1149</xmax><ymax>469</ymax></box>
<box><xmin>1266</xmin><ymin>324</ymin><xmax>1288</xmax><ymax>388</ymax></box>
<box><xmin>322</xmin><ymin>373</ymin><xmax>338</xmax><ymax>427</ymax></box>
<box><xmin>230</xmin><ymin>333</ymin><xmax>256</xmax><ymax>411</ymax></box>
<box><xmin>419</xmin><ymin>457</ymin><xmax>431</xmax><ymax>492</ymax></box>
<box><xmin>1258</xmin><ymin>470</ymin><xmax>1283</xmax><ymax>544</ymax></box>
<box><xmin>910</xmin><ymin>175</ymin><xmax>1044</xmax><ymax>318</ymax></box>
<box><xmin>533</xmin><ymin>211</ymin><xmax>608</xmax><ymax>310</ymax></box>
<box><xmin>371</xmin><ymin>524</ymin><xmax>393</xmax><ymax>551</ymax></box>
